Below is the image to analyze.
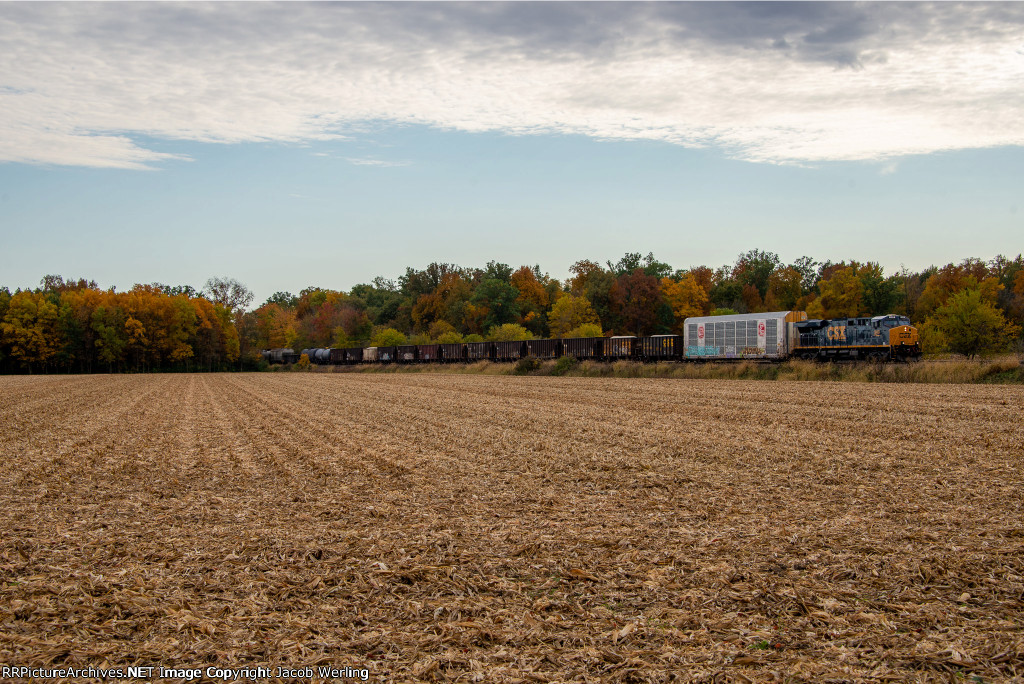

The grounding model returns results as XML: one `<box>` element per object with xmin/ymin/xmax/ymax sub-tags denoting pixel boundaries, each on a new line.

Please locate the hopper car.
<box><xmin>261</xmin><ymin>310</ymin><xmax>921</xmax><ymax>366</ymax></box>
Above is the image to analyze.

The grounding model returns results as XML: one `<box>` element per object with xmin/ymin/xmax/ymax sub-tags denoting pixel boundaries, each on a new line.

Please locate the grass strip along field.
<box><xmin>1</xmin><ymin>374</ymin><xmax>1022</xmax><ymax>682</ymax></box>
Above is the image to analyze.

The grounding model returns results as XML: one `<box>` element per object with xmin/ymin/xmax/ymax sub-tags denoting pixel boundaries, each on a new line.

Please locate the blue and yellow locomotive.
<box><xmin>794</xmin><ymin>314</ymin><xmax>921</xmax><ymax>361</ymax></box>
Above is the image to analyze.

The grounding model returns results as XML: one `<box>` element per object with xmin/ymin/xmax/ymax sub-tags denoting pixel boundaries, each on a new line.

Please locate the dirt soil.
<box><xmin>1</xmin><ymin>374</ymin><xmax>1022</xmax><ymax>683</ymax></box>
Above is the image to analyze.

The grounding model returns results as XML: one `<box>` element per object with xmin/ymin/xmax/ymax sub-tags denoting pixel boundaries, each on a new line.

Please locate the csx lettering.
<box><xmin>826</xmin><ymin>326</ymin><xmax>846</xmax><ymax>341</ymax></box>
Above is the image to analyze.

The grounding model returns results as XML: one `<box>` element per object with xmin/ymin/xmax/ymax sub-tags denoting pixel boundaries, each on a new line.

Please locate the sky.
<box><xmin>1</xmin><ymin>1</ymin><xmax>1022</xmax><ymax>304</ymax></box>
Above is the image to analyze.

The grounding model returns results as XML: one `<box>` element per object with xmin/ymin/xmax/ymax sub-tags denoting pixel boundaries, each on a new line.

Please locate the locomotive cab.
<box><xmin>871</xmin><ymin>314</ymin><xmax>911</xmax><ymax>329</ymax></box>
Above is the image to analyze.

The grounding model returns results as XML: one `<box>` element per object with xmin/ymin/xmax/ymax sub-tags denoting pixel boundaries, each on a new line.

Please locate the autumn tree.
<box><xmin>428</xmin><ymin>320</ymin><xmax>458</xmax><ymax>341</ymax></box>
<box><xmin>547</xmin><ymin>293</ymin><xmax>600</xmax><ymax>338</ymax></box>
<box><xmin>661</xmin><ymin>274</ymin><xmax>708</xmax><ymax>330</ymax></box>
<box><xmin>563</xmin><ymin>323</ymin><xmax>603</xmax><ymax>338</ymax></box>
<box><xmin>807</xmin><ymin>266</ymin><xmax>864</xmax><ymax>319</ymax></box>
<box><xmin>568</xmin><ymin>260</ymin><xmax>603</xmax><ymax>296</ymax></box>
<box><xmin>764</xmin><ymin>267</ymin><xmax>803</xmax><ymax>311</ymax></box>
<box><xmin>1</xmin><ymin>291</ymin><xmax>60</xmax><ymax>371</ymax></box>
<box><xmin>510</xmin><ymin>265</ymin><xmax>551</xmax><ymax>336</ymax></box>
<box><xmin>611</xmin><ymin>269</ymin><xmax>665</xmax><ymax>336</ymax></box>
<box><xmin>487</xmin><ymin>323</ymin><xmax>534</xmax><ymax>341</ymax></box>
<box><xmin>370</xmin><ymin>327</ymin><xmax>407</xmax><ymax>347</ymax></box>
<box><xmin>927</xmin><ymin>288</ymin><xmax>1020</xmax><ymax>358</ymax></box>
<box><xmin>568</xmin><ymin>260</ymin><xmax>617</xmax><ymax>330</ymax></box>
<box><xmin>914</xmin><ymin>260</ymin><xmax>1002</xmax><ymax>322</ymax></box>
<box><xmin>686</xmin><ymin>267</ymin><xmax>714</xmax><ymax>314</ymax></box>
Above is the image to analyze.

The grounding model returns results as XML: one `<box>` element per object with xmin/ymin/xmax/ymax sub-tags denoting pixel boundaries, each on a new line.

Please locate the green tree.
<box><xmin>709</xmin><ymin>265</ymin><xmax>743</xmax><ymax>312</ymax></box>
<box><xmin>791</xmin><ymin>256</ymin><xmax>820</xmax><ymax>294</ymax></box>
<box><xmin>472</xmin><ymin>279</ymin><xmax>520</xmax><ymax>331</ymax></box>
<box><xmin>928</xmin><ymin>288</ymin><xmax>1020</xmax><ymax>358</ymax></box>
<box><xmin>858</xmin><ymin>263</ymin><xmax>902</xmax><ymax>315</ymax></box>
<box><xmin>733</xmin><ymin>249</ymin><xmax>781</xmax><ymax>304</ymax></box>
<box><xmin>350</xmin><ymin>280</ymin><xmax>403</xmax><ymax>327</ymax></box>
<box><xmin>480</xmin><ymin>261</ymin><xmax>514</xmax><ymax>282</ymax></box>
<box><xmin>607</xmin><ymin>252</ymin><xmax>644</xmax><ymax>276</ymax></box>
<box><xmin>263</xmin><ymin>291</ymin><xmax>298</xmax><ymax>308</ymax></box>
<box><xmin>91</xmin><ymin>305</ymin><xmax>127</xmax><ymax>370</ymax></box>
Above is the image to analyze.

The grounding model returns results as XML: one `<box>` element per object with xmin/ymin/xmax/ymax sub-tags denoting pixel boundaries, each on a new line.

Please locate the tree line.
<box><xmin>2</xmin><ymin>252</ymin><xmax>1022</xmax><ymax>372</ymax></box>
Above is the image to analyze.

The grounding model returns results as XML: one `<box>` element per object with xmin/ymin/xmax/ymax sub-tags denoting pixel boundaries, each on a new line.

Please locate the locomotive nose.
<box><xmin>890</xmin><ymin>325</ymin><xmax>921</xmax><ymax>358</ymax></box>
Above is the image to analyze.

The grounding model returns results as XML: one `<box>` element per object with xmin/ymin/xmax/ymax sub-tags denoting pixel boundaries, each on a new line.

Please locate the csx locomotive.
<box><xmin>261</xmin><ymin>310</ymin><xmax>921</xmax><ymax>366</ymax></box>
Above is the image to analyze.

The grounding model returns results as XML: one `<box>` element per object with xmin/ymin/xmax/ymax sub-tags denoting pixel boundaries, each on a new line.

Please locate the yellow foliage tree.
<box><xmin>0</xmin><ymin>291</ymin><xmax>59</xmax><ymax>370</ymax></box>
<box><xmin>563</xmin><ymin>323</ymin><xmax>603</xmax><ymax>338</ymax></box>
<box><xmin>807</xmin><ymin>267</ymin><xmax>864</xmax><ymax>319</ymax></box>
<box><xmin>765</xmin><ymin>267</ymin><xmax>803</xmax><ymax>311</ymax></box>
<box><xmin>487</xmin><ymin>323</ymin><xmax>534</xmax><ymax>341</ymax></box>
<box><xmin>547</xmin><ymin>293</ymin><xmax>600</xmax><ymax>337</ymax></box>
<box><xmin>661</xmin><ymin>274</ymin><xmax>708</xmax><ymax>330</ymax></box>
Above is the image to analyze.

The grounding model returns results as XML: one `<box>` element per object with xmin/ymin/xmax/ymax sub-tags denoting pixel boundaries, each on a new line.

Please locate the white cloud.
<box><xmin>0</xmin><ymin>3</ymin><xmax>1022</xmax><ymax>168</ymax></box>
<box><xmin>345</xmin><ymin>158</ymin><xmax>411</xmax><ymax>167</ymax></box>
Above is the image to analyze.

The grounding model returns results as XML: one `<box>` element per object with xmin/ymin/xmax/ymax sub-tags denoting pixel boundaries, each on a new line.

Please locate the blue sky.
<box><xmin>1</xmin><ymin>2</ymin><xmax>1022</xmax><ymax>304</ymax></box>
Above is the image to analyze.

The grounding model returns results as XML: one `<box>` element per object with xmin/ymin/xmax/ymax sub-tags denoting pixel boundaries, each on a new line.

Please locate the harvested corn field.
<box><xmin>1</xmin><ymin>374</ymin><xmax>1023</xmax><ymax>683</ymax></box>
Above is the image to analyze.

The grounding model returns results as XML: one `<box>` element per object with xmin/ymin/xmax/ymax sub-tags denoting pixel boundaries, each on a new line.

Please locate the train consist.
<box><xmin>261</xmin><ymin>310</ymin><xmax>921</xmax><ymax>366</ymax></box>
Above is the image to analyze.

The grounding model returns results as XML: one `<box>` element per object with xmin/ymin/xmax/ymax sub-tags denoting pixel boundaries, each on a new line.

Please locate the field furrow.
<box><xmin>0</xmin><ymin>373</ymin><xmax>1021</xmax><ymax>682</ymax></box>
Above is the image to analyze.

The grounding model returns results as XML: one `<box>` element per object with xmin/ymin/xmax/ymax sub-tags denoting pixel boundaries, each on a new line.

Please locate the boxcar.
<box><xmin>377</xmin><ymin>346</ymin><xmax>397</xmax><ymax>363</ymax></box>
<box><xmin>396</xmin><ymin>345</ymin><xmax>419</xmax><ymax>362</ymax></box>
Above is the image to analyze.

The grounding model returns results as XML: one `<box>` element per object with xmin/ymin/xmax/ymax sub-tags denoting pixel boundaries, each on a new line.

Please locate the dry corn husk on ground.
<box><xmin>1</xmin><ymin>374</ymin><xmax>1023</xmax><ymax>683</ymax></box>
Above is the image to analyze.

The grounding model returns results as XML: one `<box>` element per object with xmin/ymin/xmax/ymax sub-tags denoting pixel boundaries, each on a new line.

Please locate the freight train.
<box><xmin>261</xmin><ymin>310</ymin><xmax>921</xmax><ymax>366</ymax></box>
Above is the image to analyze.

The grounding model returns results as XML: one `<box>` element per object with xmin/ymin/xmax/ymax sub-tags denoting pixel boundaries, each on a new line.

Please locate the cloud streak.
<box><xmin>1</xmin><ymin>2</ymin><xmax>1022</xmax><ymax>168</ymax></box>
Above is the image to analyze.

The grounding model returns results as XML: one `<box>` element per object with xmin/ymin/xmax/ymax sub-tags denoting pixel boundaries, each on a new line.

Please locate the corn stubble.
<box><xmin>1</xmin><ymin>374</ymin><xmax>1022</xmax><ymax>682</ymax></box>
